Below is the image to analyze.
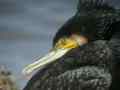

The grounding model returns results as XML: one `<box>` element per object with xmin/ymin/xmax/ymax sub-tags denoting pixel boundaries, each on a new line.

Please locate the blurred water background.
<box><xmin>0</xmin><ymin>0</ymin><xmax>120</xmax><ymax>89</ymax></box>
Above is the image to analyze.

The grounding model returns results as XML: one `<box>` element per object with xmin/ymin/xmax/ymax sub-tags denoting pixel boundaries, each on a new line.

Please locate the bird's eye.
<box><xmin>61</xmin><ymin>38</ymin><xmax>67</xmax><ymax>45</ymax></box>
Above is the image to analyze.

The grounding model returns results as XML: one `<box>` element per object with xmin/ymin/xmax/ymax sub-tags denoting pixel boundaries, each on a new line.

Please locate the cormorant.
<box><xmin>22</xmin><ymin>0</ymin><xmax>120</xmax><ymax>90</ymax></box>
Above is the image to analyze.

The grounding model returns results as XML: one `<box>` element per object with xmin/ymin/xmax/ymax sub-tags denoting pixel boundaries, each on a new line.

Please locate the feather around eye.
<box><xmin>55</xmin><ymin>38</ymin><xmax>67</xmax><ymax>47</ymax></box>
<box><xmin>62</xmin><ymin>38</ymin><xmax>68</xmax><ymax>45</ymax></box>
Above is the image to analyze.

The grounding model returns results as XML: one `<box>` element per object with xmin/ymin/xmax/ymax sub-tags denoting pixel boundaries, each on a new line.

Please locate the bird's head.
<box><xmin>22</xmin><ymin>0</ymin><xmax>119</xmax><ymax>75</ymax></box>
<box><xmin>22</xmin><ymin>34</ymin><xmax>88</xmax><ymax>75</ymax></box>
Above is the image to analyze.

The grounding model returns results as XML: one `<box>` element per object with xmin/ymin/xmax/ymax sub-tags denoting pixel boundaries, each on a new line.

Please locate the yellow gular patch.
<box><xmin>55</xmin><ymin>38</ymin><xmax>79</xmax><ymax>49</ymax></box>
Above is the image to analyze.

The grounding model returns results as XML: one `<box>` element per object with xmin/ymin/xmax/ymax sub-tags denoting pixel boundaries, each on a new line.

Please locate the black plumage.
<box><xmin>24</xmin><ymin>40</ymin><xmax>113</xmax><ymax>90</ymax></box>
<box><xmin>23</xmin><ymin>0</ymin><xmax>120</xmax><ymax>90</ymax></box>
<box><xmin>109</xmin><ymin>22</ymin><xmax>120</xmax><ymax>90</ymax></box>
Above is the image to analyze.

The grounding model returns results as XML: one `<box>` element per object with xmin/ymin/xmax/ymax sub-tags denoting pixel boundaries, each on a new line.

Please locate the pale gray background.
<box><xmin>0</xmin><ymin>0</ymin><xmax>77</xmax><ymax>89</ymax></box>
<box><xmin>0</xmin><ymin>0</ymin><xmax>119</xmax><ymax>89</ymax></box>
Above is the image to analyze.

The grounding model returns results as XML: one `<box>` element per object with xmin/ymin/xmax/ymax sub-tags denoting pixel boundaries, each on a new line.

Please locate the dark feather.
<box><xmin>24</xmin><ymin>40</ymin><xmax>113</xmax><ymax>90</ymax></box>
<box><xmin>77</xmin><ymin>0</ymin><xmax>115</xmax><ymax>15</ymax></box>
<box><xmin>53</xmin><ymin>0</ymin><xmax>120</xmax><ymax>45</ymax></box>
<box><xmin>109</xmin><ymin>21</ymin><xmax>120</xmax><ymax>90</ymax></box>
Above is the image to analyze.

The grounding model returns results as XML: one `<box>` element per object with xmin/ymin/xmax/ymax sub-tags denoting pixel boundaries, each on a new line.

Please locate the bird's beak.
<box><xmin>22</xmin><ymin>36</ymin><xmax>88</xmax><ymax>75</ymax></box>
<box><xmin>22</xmin><ymin>48</ymin><xmax>71</xmax><ymax>75</ymax></box>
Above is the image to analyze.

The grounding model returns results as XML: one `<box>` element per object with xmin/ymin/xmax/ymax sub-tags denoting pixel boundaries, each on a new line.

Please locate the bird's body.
<box><xmin>23</xmin><ymin>0</ymin><xmax>120</xmax><ymax>90</ymax></box>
